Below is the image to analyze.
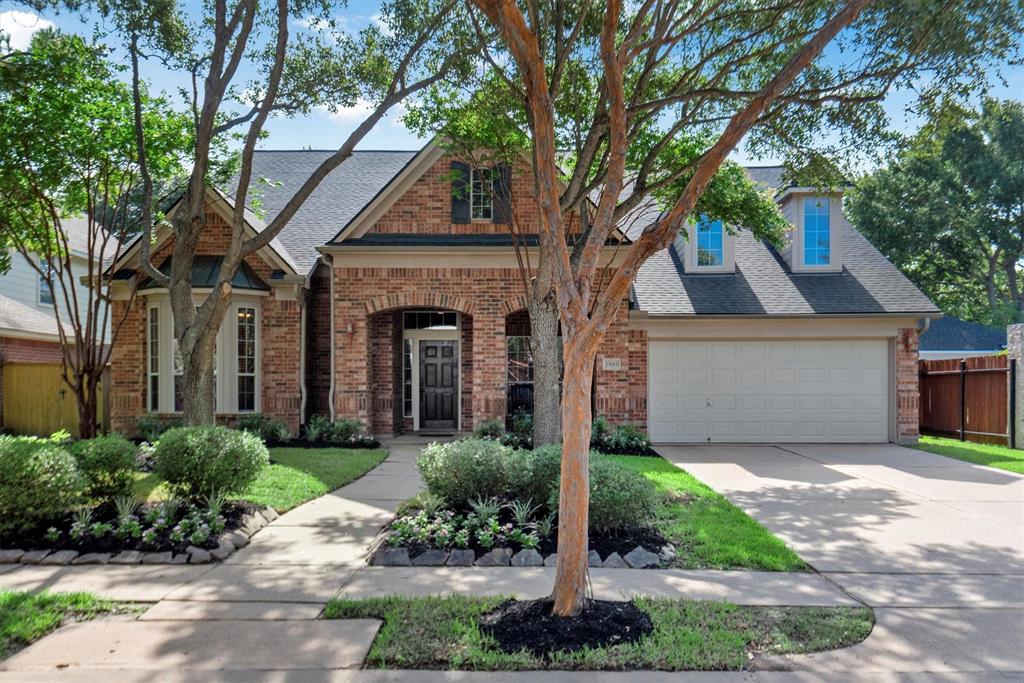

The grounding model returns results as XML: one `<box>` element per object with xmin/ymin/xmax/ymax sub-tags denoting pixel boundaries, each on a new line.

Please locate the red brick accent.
<box><xmin>593</xmin><ymin>303</ymin><xmax>648</xmax><ymax>428</ymax></box>
<box><xmin>305</xmin><ymin>263</ymin><xmax>332</xmax><ymax>417</ymax></box>
<box><xmin>109</xmin><ymin>211</ymin><xmax>302</xmax><ymax>435</ymax></box>
<box><xmin>896</xmin><ymin>327</ymin><xmax>920</xmax><ymax>444</ymax></box>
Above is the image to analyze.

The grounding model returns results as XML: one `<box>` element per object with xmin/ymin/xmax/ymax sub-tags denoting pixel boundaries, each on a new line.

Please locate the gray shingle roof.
<box><xmin>0</xmin><ymin>293</ymin><xmax>58</xmax><ymax>338</ymax></box>
<box><xmin>745</xmin><ymin>165</ymin><xmax>787</xmax><ymax>192</ymax></box>
<box><xmin>632</xmin><ymin>223</ymin><xmax>939</xmax><ymax>316</ymax></box>
<box><xmin>233</xmin><ymin>149</ymin><xmax>419</xmax><ymax>272</ymax></box>
<box><xmin>920</xmin><ymin>316</ymin><xmax>1006</xmax><ymax>351</ymax></box>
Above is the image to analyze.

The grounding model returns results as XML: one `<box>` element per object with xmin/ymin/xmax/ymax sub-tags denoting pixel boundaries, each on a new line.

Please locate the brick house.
<box><xmin>107</xmin><ymin>142</ymin><xmax>938</xmax><ymax>444</ymax></box>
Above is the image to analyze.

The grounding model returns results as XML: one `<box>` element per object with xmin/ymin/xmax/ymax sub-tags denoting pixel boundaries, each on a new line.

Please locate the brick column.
<box><xmin>1006</xmin><ymin>324</ymin><xmax>1023</xmax><ymax>449</ymax></box>
<box><xmin>333</xmin><ymin>294</ymin><xmax>371</xmax><ymax>429</ymax></box>
<box><xmin>896</xmin><ymin>327</ymin><xmax>920</xmax><ymax>444</ymax></box>
<box><xmin>471</xmin><ymin>304</ymin><xmax>505</xmax><ymax>429</ymax></box>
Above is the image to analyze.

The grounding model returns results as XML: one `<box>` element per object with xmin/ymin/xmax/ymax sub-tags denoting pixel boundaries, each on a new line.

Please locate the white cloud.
<box><xmin>370</xmin><ymin>13</ymin><xmax>395</xmax><ymax>38</ymax></box>
<box><xmin>0</xmin><ymin>10</ymin><xmax>55</xmax><ymax>52</ymax></box>
<box><xmin>317</xmin><ymin>98</ymin><xmax>409</xmax><ymax>126</ymax></box>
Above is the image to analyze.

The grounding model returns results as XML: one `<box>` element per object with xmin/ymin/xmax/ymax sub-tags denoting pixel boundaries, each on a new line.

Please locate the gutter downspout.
<box><xmin>299</xmin><ymin>295</ymin><xmax>307</xmax><ymax>426</ymax></box>
<box><xmin>327</xmin><ymin>254</ymin><xmax>336</xmax><ymax>421</ymax></box>
<box><xmin>918</xmin><ymin>317</ymin><xmax>931</xmax><ymax>335</ymax></box>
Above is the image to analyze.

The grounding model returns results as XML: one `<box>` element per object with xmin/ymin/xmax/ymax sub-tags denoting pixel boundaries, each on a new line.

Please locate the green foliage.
<box><xmin>0</xmin><ymin>590</ymin><xmax>121</xmax><ymax>659</ymax></box>
<box><xmin>70</xmin><ymin>435</ymin><xmax>137</xmax><ymax>502</ymax></box>
<box><xmin>417</xmin><ymin>439</ymin><xmax>514</xmax><ymax>509</ymax></box>
<box><xmin>0</xmin><ymin>435</ymin><xmax>85</xmax><ymax>534</ymax></box>
<box><xmin>848</xmin><ymin>98</ymin><xmax>1024</xmax><ymax>326</ymax></box>
<box><xmin>303</xmin><ymin>415</ymin><xmax>368</xmax><ymax>445</ymax></box>
<box><xmin>153</xmin><ymin>426</ymin><xmax>269</xmax><ymax>499</ymax></box>
<box><xmin>472</xmin><ymin>418</ymin><xmax>506</xmax><ymax>440</ymax></box>
<box><xmin>547</xmin><ymin>456</ymin><xmax>658</xmax><ymax>532</ymax></box>
<box><xmin>136</xmin><ymin>416</ymin><xmax>179</xmax><ymax>442</ymax></box>
<box><xmin>915</xmin><ymin>436</ymin><xmax>1024</xmax><ymax>475</ymax></box>
<box><xmin>235</xmin><ymin>414</ymin><xmax>292</xmax><ymax>443</ymax></box>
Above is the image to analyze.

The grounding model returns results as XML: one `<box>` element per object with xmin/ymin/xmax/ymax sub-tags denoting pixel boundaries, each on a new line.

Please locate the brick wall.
<box><xmin>896</xmin><ymin>327</ymin><xmax>920</xmax><ymax>444</ymax></box>
<box><xmin>109</xmin><ymin>211</ymin><xmax>302</xmax><ymax>435</ymax></box>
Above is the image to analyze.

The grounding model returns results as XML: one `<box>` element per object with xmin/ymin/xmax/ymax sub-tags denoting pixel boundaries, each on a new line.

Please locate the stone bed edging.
<box><xmin>0</xmin><ymin>506</ymin><xmax>278</xmax><ymax>567</ymax></box>
<box><xmin>372</xmin><ymin>543</ymin><xmax>675</xmax><ymax>569</ymax></box>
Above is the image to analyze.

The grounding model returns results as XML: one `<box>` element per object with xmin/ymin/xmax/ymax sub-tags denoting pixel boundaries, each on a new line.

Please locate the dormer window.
<box><xmin>803</xmin><ymin>197</ymin><xmax>831</xmax><ymax>266</ymax></box>
<box><xmin>696</xmin><ymin>217</ymin><xmax>725</xmax><ymax>267</ymax></box>
<box><xmin>681</xmin><ymin>214</ymin><xmax>735</xmax><ymax>274</ymax></box>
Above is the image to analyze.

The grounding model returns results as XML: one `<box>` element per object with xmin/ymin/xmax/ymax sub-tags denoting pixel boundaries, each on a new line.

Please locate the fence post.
<box><xmin>959</xmin><ymin>358</ymin><xmax>967</xmax><ymax>442</ymax></box>
<box><xmin>1011</xmin><ymin>359</ymin><xmax>1017</xmax><ymax>449</ymax></box>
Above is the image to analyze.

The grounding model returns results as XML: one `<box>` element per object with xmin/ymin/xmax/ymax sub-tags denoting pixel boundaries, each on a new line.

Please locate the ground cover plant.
<box><xmin>473</xmin><ymin>415</ymin><xmax>656</xmax><ymax>455</ymax></box>
<box><xmin>913</xmin><ymin>436</ymin><xmax>1024</xmax><ymax>475</ymax></box>
<box><xmin>0</xmin><ymin>591</ymin><xmax>129</xmax><ymax>659</ymax></box>
<box><xmin>324</xmin><ymin>595</ymin><xmax>874</xmax><ymax>670</ymax></box>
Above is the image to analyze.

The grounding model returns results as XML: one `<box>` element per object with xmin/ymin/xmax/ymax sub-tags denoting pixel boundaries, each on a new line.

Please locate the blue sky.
<box><xmin>2</xmin><ymin>2</ymin><xmax>1022</xmax><ymax>166</ymax></box>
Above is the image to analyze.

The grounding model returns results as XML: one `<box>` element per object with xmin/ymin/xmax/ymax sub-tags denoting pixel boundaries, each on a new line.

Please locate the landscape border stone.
<box><xmin>10</xmin><ymin>505</ymin><xmax>275</xmax><ymax>566</ymax></box>
<box><xmin>368</xmin><ymin>543</ymin><xmax>668</xmax><ymax>570</ymax></box>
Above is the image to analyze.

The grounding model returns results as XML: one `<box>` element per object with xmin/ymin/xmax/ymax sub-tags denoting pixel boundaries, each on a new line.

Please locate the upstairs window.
<box><xmin>803</xmin><ymin>197</ymin><xmax>831</xmax><ymax>266</ymax></box>
<box><xmin>37</xmin><ymin>258</ymin><xmax>54</xmax><ymax>306</ymax></box>
<box><xmin>696</xmin><ymin>217</ymin><xmax>725</xmax><ymax>267</ymax></box>
<box><xmin>470</xmin><ymin>168</ymin><xmax>493</xmax><ymax>220</ymax></box>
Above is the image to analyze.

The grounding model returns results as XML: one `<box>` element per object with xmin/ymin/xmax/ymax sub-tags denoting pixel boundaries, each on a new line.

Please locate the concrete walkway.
<box><xmin>4</xmin><ymin>439</ymin><xmax>1020</xmax><ymax>679</ymax></box>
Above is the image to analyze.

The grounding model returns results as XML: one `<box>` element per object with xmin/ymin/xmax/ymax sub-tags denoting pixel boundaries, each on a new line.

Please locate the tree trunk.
<box><xmin>74</xmin><ymin>375</ymin><xmax>99</xmax><ymax>439</ymax></box>
<box><xmin>550</xmin><ymin>334</ymin><xmax>597</xmax><ymax>617</ymax></box>
<box><xmin>181</xmin><ymin>328</ymin><xmax>218</xmax><ymax>426</ymax></box>
<box><xmin>529</xmin><ymin>292</ymin><xmax>561</xmax><ymax>446</ymax></box>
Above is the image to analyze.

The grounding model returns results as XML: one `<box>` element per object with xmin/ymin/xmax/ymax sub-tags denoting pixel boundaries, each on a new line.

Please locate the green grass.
<box><xmin>607</xmin><ymin>455</ymin><xmax>806</xmax><ymax>571</ymax></box>
<box><xmin>913</xmin><ymin>436</ymin><xmax>1024</xmax><ymax>474</ymax></box>
<box><xmin>133</xmin><ymin>447</ymin><xmax>388</xmax><ymax>512</ymax></box>
<box><xmin>0</xmin><ymin>591</ymin><xmax>122</xmax><ymax>659</ymax></box>
<box><xmin>324</xmin><ymin>595</ymin><xmax>873</xmax><ymax>671</ymax></box>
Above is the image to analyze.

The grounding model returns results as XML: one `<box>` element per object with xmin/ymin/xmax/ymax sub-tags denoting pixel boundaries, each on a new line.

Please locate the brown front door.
<box><xmin>420</xmin><ymin>340</ymin><xmax>458</xmax><ymax>430</ymax></box>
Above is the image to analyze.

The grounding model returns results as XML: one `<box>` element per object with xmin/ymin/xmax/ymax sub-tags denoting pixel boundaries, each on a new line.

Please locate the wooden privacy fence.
<box><xmin>1</xmin><ymin>363</ymin><xmax>107</xmax><ymax>438</ymax></box>
<box><xmin>918</xmin><ymin>355</ymin><xmax>1016</xmax><ymax>446</ymax></box>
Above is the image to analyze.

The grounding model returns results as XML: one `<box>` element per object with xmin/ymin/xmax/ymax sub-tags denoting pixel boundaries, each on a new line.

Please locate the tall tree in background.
<box><xmin>0</xmin><ymin>30</ymin><xmax>190</xmax><ymax>437</ymax></box>
<box><xmin>467</xmin><ymin>0</ymin><xmax>1024</xmax><ymax>616</ymax></box>
<box><xmin>848</xmin><ymin>98</ymin><xmax>1024</xmax><ymax>326</ymax></box>
<box><xmin>76</xmin><ymin>0</ymin><xmax>478</xmax><ymax>425</ymax></box>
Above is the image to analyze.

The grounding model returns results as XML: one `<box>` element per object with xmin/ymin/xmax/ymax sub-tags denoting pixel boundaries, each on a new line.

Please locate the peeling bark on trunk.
<box><xmin>529</xmin><ymin>291</ymin><xmax>562</xmax><ymax>446</ymax></box>
<box><xmin>550</xmin><ymin>335</ymin><xmax>597</xmax><ymax>616</ymax></box>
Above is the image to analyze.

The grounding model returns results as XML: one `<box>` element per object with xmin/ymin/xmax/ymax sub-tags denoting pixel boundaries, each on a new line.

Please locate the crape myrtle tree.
<box><xmin>848</xmin><ymin>98</ymin><xmax>1024</xmax><ymax>326</ymax></box>
<box><xmin>405</xmin><ymin>74</ymin><xmax>786</xmax><ymax>446</ymax></box>
<box><xmin>0</xmin><ymin>30</ymin><xmax>190</xmax><ymax>438</ymax></box>
<box><xmin>72</xmin><ymin>0</ymin><xmax>479</xmax><ymax>425</ymax></box>
<box><xmin>464</xmin><ymin>0</ymin><xmax>1024</xmax><ymax>616</ymax></box>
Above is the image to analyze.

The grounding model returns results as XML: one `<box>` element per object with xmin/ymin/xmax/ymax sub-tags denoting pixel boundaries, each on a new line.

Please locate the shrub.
<box><xmin>506</xmin><ymin>444</ymin><xmax>561</xmax><ymax>507</ymax></box>
<box><xmin>69</xmin><ymin>434</ymin><xmax>137</xmax><ymax>501</ymax></box>
<box><xmin>510</xmin><ymin>410</ymin><xmax>533</xmax><ymax>439</ymax></box>
<box><xmin>602</xmin><ymin>424</ymin><xmax>653</xmax><ymax>454</ymax></box>
<box><xmin>304</xmin><ymin>414</ymin><xmax>331</xmax><ymax>442</ymax></box>
<box><xmin>417</xmin><ymin>438</ymin><xmax>513</xmax><ymax>508</ymax></box>
<box><xmin>591</xmin><ymin>415</ymin><xmax>610</xmax><ymax>446</ymax></box>
<box><xmin>327</xmin><ymin>418</ymin><xmax>363</xmax><ymax>444</ymax></box>
<box><xmin>235</xmin><ymin>414</ymin><xmax>291</xmax><ymax>443</ymax></box>
<box><xmin>0</xmin><ymin>435</ymin><xmax>85</xmax><ymax>534</ymax></box>
<box><xmin>153</xmin><ymin>426</ymin><xmax>269</xmax><ymax>498</ymax></box>
<box><xmin>472</xmin><ymin>418</ymin><xmax>505</xmax><ymax>440</ymax></box>
<box><xmin>136</xmin><ymin>416</ymin><xmax>180</xmax><ymax>442</ymax></box>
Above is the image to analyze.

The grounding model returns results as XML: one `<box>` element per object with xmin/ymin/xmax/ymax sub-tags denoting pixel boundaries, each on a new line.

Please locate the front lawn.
<box><xmin>913</xmin><ymin>436</ymin><xmax>1024</xmax><ymax>475</ymax></box>
<box><xmin>325</xmin><ymin>595</ymin><xmax>873</xmax><ymax>671</ymax></box>
<box><xmin>608</xmin><ymin>456</ymin><xmax>806</xmax><ymax>571</ymax></box>
<box><xmin>0</xmin><ymin>591</ymin><xmax>126</xmax><ymax>659</ymax></box>
<box><xmin>134</xmin><ymin>446</ymin><xmax>388</xmax><ymax>512</ymax></box>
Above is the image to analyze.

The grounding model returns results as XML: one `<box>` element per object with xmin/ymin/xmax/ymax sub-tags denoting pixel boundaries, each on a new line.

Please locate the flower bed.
<box><xmin>472</xmin><ymin>415</ymin><xmax>657</xmax><ymax>456</ymax></box>
<box><xmin>372</xmin><ymin>439</ymin><xmax>672</xmax><ymax>569</ymax></box>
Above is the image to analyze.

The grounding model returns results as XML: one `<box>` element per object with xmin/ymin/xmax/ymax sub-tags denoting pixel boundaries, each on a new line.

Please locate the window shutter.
<box><xmin>492</xmin><ymin>163</ymin><xmax>512</xmax><ymax>224</ymax></box>
<box><xmin>451</xmin><ymin>161</ymin><xmax>470</xmax><ymax>224</ymax></box>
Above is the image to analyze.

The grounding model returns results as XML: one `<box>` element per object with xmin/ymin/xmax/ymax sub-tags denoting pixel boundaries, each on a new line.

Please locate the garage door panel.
<box><xmin>649</xmin><ymin>339</ymin><xmax>889</xmax><ymax>443</ymax></box>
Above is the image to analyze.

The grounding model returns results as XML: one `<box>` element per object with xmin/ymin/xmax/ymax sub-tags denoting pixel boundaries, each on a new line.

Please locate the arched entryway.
<box><xmin>367</xmin><ymin>306</ymin><xmax>472</xmax><ymax>435</ymax></box>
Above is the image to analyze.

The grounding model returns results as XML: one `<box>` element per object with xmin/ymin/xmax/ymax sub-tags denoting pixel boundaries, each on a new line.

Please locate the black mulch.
<box><xmin>480</xmin><ymin>598</ymin><xmax>653</xmax><ymax>657</ymax></box>
<box><xmin>1</xmin><ymin>500</ymin><xmax>260</xmax><ymax>555</ymax></box>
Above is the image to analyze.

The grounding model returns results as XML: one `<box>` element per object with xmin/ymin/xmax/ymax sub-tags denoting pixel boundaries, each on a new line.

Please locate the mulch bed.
<box><xmin>480</xmin><ymin>598</ymin><xmax>653</xmax><ymax>656</ymax></box>
<box><xmin>1</xmin><ymin>500</ymin><xmax>259</xmax><ymax>555</ymax></box>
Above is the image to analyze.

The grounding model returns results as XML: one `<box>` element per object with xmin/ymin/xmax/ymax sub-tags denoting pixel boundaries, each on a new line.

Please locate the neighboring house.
<box><xmin>106</xmin><ymin>142</ymin><xmax>938</xmax><ymax>444</ymax></box>
<box><xmin>0</xmin><ymin>217</ymin><xmax>112</xmax><ymax>431</ymax></box>
<box><xmin>919</xmin><ymin>316</ymin><xmax>1007</xmax><ymax>360</ymax></box>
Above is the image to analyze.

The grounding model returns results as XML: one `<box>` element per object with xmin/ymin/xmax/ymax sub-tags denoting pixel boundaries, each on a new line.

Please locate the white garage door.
<box><xmin>648</xmin><ymin>340</ymin><xmax>889</xmax><ymax>443</ymax></box>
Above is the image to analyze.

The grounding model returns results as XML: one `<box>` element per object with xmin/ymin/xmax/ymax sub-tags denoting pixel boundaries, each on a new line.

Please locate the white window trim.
<box><xmin>680</xmin><ymin>219</ymin><xmax>735</xmax><ymax>274</ymax></box>
<box><xmin>792</xmin><ymin>194</ymin><xmax>843</xmax><ymax>273</ymax></box>
<box><xmin>145</xmin><ymin>295</ymin><xmax>261</xmax><ymax>414</ymax></box>
<box><xmin>147</xmin><ymin>303</ymin><xmax>160</xmax><ymax>412</ymax></box>
<box><xmin>469</xmin><ymin>168</ymin><xmax>493</xmax><ymax>221</ymax></box>
<box><xmin>402</xmin><ymin>316</ymin><xmax>461</xmax><ymax>432</ymax></box>
<box><xmin>37</xmin><ymin>258</ymin><xmax>54</xmax><ymax>306</ymax></box>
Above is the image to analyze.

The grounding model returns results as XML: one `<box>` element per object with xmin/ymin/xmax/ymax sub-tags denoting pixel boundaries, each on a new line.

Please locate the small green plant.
<box><xmin>328</xmin><ymin>418</ymin><xmax>364</xmax><ymax>444</ymax></box>
<box><xmin>69</xmin><ymin>434</ymin><xmax>137</xmax><ymax>502</ymax></box>
<box><xmin>535</xmin><ymin>511</ymin><xmax>555</xmax><ymax>539</ymax></box>
<box><xmin>468</xmin><ymin>495</ymin><xmax>501</xmax><ymax>521</ymax></box>
<box><xmin>136</xmin><ymin>416</ymin><xmax>179</xmax><ymax>441</ymax></box>
<box><xmin>508</xmin><ymin>498</ymin><xmax>537</xmax><ymax>527</ymax></box>
<box><xmin>591</xmin><ymin>415</ymin><xmax>610</xmax><ymax>445</ymax></box>
<box><xmin>510</xmin><ymin>409</ymin><xmax>533</xmax><ymax>439</ymax></box>
<box><xmin>304</xmin><ymin>414</ymin><xmax>331</xmax><ymax>442</ymax></box>
<box><xmin>89</xmin><ymin>521</ymin><xmax>112</xmax><ymax>538</ymax></box>
<box><xmin>153</xmin><ymin>426</ymin><xmax>269</xmax><ymax>498</ymax></box>
<box><xmin>70</xmin><ymin>509</ymin><xmax>93</xmax><ymax>539</ymax></box>
<box><xmin>203</xmin><ymin>490</ymin><xmax>228</xmax><ymax>519</ymax></box>
<box><xmin>44</xmin><ymin>527</ymin><xmax>60</xmax><ymax>543</ymax></box>
<box><xmin>418</xmin><ymin>492</ymin><xmax>446</xmax><ymax>517</ymax></box>
<box><xmin>113</xmin><ymin>494</ymin><xmax>137</xmax><ymax>521</ymax></box>
<box><xmin>236</xmin><ymin>414</ymin><xmax>291</xmax><ymax>443</ymax></box>
<box><xmin>0</xmin><ymin>435</ymin><xmax>85</xmax><ymax>534</ymax></box>
<box><xmin>472</xmin><ymin>418</ymin><xmax>505</xmax><ymax>440</ymax></box>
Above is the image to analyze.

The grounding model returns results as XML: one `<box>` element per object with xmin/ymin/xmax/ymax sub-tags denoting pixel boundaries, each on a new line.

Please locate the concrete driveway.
<box><xmin>658</xmin><ymin>442</ymin><xmax>1024</xmax><ymax>676</ymax></box>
